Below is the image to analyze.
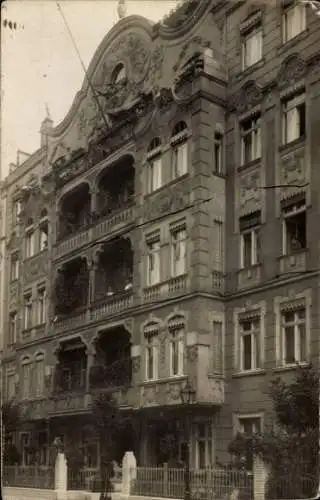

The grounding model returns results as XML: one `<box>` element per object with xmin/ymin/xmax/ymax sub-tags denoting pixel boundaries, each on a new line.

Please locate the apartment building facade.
<box><xmin>1</xmin><ymin>0</ymin><xmax>320</xmax><ymax>470</ymax></box>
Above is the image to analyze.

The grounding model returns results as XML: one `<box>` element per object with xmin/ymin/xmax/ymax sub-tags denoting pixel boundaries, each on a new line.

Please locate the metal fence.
<box><xmin>131</xmin><ymin>466</ymin><xmax>253</xmax><ymax>500</ymax></box>
<box><xmin>67</xmin><ymin>465</ymin><xmax>122</xmax><ymax>492</ymax></box>
<box><xmin>3</xmin><ymin>465</ymin><xmax>55</xmax><ymax>489</ymax></box>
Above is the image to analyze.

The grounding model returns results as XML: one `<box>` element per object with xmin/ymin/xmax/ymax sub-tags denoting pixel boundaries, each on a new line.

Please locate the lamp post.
<box><xmin>180</xmin><ymin>379</ymin><xmax>196</xmax><ymax>500</ymax></box>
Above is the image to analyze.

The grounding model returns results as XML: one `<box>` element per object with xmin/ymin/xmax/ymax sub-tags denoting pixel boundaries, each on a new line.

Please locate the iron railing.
<box><xmin>131</xmin><ymin>465</ymin><xmax>253</xmax><ymax>500</ymax></box>
<box><xmin>3</xmin><ymin>465</ymin><xmax>55</xmax><ymax>489</ymax></box>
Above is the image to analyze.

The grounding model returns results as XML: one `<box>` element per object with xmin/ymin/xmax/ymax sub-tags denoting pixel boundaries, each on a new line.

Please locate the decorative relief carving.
<box><xmin>140</xmin><ymin>386</ymin><xmax>158</xmax><ymax>407</ymax></box>
<box><xmin>280</xmin><ymin>148</ymin><xmax>306</xmax><ymax>200</ymax></box>
<box><xmin>166</xmin><ymin>382</ymin><xmax>183</xmax><ymax>404</ymax></box>
<box><xmin>23</xmin><ymin>253</ymin><xmax>48</xmax><ymax>284</ymax></box>
<box><xmin>147</xmin><ymin>45</ymin><xmax>164</xmax><ymax>90</ymax></box>
<box><xmin>230</xmin><ymin>80</ymin><xmax>263</xmax><ymax>114</ymax></box>
<box><xmin>186</xmin><ymin>345</ymin><xmax>198</xmax><ymax>363</ymax></box>
<box><xmin>278</xmin><ymin>54</ymin><xmax>307</xmax><ymax>89</ymax></box>
<box><xmin>143</xmin><ymin>178</ymin><xmax>190</xmax><ymax>220</ymax></box>
<box><xmin>209</xmin><ymin>378</ymin><xmax>225</xmax><ymax>405</ymax></box>
<box><xmin>9</xmin><ymin>282</ymin><xmax>18</xmax><ymax>302</ymax></box>
<box><xmin>158</xmin><ymin>327</ymin><xmax>167</xmax><ymax>365</ymax></box>
<box><xmin>239</xmin><ymin>170</ymin><xmax>261</xmax><ymax>213</ymax></box>
<box><xmin>132</xmin><ymin>356</ymin><xmax>140</xmax><ymax>374</ymax></box>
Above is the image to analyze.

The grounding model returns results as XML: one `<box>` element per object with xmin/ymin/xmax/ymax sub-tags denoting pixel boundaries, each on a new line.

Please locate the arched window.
<box><xmin>146</xmin><ymin>138</ymin><xmax>162</xmax><ymax>194</ymax></box>
<box><xmin>167</xmin><ymin>315</ymin><xmax>185</xmax><ymax>377</ymax></box>
<box><xmin>171</xmin><ymin>121</ymin><xmax>188</xmax><ymax>179</ymax></box>
<box><xmin>143</xmin><ymin>322</ymin><xmax>159</xmax><ymax>381</ymax></box>
<box><xmin>34</xmin><ymin>353</ymin><xmax>45</xmax><ymax>397</ymax></box>
<box><xmin>21</xmin><ymin>356</ymin><xmax>32</xmax><ymax>399</ymax></box>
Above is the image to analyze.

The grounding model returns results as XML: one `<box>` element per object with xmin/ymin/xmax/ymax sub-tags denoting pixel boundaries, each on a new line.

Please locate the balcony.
<box><xmin>237</xmin><ymin>265</ymin><xmax>261</xmax><ymax>290</ymax></box>
<box><xmin>49</xmin><ymin>392</ymin><xmax>92</xmax><ymax>415</ymax></box>
<box><xmin>54</xmin><ymin>228</ymin><xmax>90</xmax><ymax>259</ymax></box>
<box><xmin>278</xmin><ymin>250</ymin><xmax>307</xmax><ymax>276</ymax></box>
<box><xmin>92</xmin><ymin>203</ymin><xmax>135</xmax><ymax>241</ymax></box>
<box><xmin>143</xmin><ymin>275</ymin><xmax>188</xmax><ymax>303</ymax></box>
<box><xmin>90</xmin><ymin>292</ymin><xmax>133</xmax><ymax>321</ymax></box>
<box><xmin>139</xmin><ymin>376</ymin><xmax>224</xmax><ymax>408</ymax></box>
<box><xmin>54</xmin><ymin>307</ymin><xmax>88</xmax><ymax>333</ymax></box>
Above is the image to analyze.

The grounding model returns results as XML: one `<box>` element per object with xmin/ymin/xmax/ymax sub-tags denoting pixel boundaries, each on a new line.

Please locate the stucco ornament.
<box><xmin>239</xmin><ymin>170</ymin><xmax>261</xmax><ymax>213</ymax></box>
<box><xmin>95</xmin><ymin>33</ymin><xmax>151</xmax><ymax>113</ymax></box>
<box><xmin>278</xmin><ymin>54</ymin><xmax>307</xmax><ymax>89</ymax></box>
<box><xmin>230</xmin><ymin>80</ymin><xmax>263</xmax><ymax>114</ymax></box>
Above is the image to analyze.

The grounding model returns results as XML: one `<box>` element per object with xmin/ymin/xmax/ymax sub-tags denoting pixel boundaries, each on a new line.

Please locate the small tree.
<box><xmin>228</xmin><ymin>364</ymin><xmax>319</xmax><ymax>499</ymax></box>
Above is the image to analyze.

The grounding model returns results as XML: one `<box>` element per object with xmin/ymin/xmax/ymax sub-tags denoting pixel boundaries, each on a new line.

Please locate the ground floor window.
<box><xmin>193</xmin><ymin>422</ymin><xmax>213</xmax><ymax>469</ymax></box>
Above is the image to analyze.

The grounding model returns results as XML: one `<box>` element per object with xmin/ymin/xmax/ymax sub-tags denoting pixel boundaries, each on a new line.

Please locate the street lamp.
<box><xmin>180</xmin><ymin>379</ymin><xmax>196</xmax><ymax>500</ymax></box>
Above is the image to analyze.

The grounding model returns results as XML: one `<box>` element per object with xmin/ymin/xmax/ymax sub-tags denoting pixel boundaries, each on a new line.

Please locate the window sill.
<box><xmin>273</xmin><ymin>362</ymin><xmax>309</xmax><ymax>373</ymax></box>
<box><xmin>278</xmin><ymin>136</ymin><xmax>305</xmax><ymax>154</ymax></box>
<box><xmin>277</xmin><ymin>29</ymin><xmax>309</xmax><ymax>56</ymax></box>
<box><xmin>235</xmin><ymin>58</ymin><xmax>265</xmax><ymax>82</ymax></box>
<box><xmin>139</xmin><ymin>375</ymin><xmax>187</xmax><ymax>386</ymax></box>
<box><xmin>237</xmin><ymin>157</ymin><xmax>261</xmax><ymax>173</ymax></box>
<box><xmin>144</xmin><ymin>173</ymin><xmax>189</xmax><ymax>199</ymax></box>
<box><xmin>232</xmin><ymin>369</ymin><xmax>266</xmax><ymax>379</ymax></box>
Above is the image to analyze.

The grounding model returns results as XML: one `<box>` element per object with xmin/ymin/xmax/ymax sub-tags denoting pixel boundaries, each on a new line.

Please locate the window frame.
<box><xmin>6</xmin><ymin>371</ymin><xmax>17</xmax><ymax>401</ymax></box>
<box><xmin>194</xmin><ymin>421</ymin><xmax>213</xmax><ymax>469</ymax></box>
<box><xmin>239</xmin><ymin>317</ymin><xmax>261</xmax><ymax>372</ymax></box>
<box><xmin>23</xmin><ymin>293</ymin><xmax>33</xmax><ymax>330</ymax></box>
<box><xmin>282</xmin><ymin>200</ymin><xmax>306</xmax><ymax>255</ymax></box>
<box><xmin>241</xmin><ymin>25</ymin><xmax>263</xmax><ymax>70</ymax></box>
<box><xmin>12</xmin><ymin>200</ymin><xmax>22</xmax><ymax>226</ymax></box>
<box><xmin>25</xmin><ymin>229</ymin><xmax>36</xmax><ymax>259</ymax></box>
<box><xmin>282</xmin><ymin>3</ymin><xmax>307</xmax><ymax>44</ymax></box>
<box><xmin>281</xmin><ymin>307</ymin><xmax>307</xmax><ymax>365</ymax></box>
<box><xmin>147</xmin><ymin>155</ymin><xmax>162</xmax><ymax>194</ymax></box>
<box><xmin>10</xmin><ymin>253</ymin><xmax>19</xmax><ymax>281</ymax></box>
<box><xmin>169</xmin><ymin>327</ymin><xmax>185</xmax><ymax>377</ymax></box>
<box><xmin>21</xmin><ymin>357</ymin><xmax>32</xmax><ymax>399</ymax></box>
<box><xmin>146</xmin><ymin>237</ymin><xmax>161</xmax><ymax>286</ymax></box>
<box><xmin>145</xmin><ymin>334</ymin><xmax>159</xmax><ymax>381</ymax></box>
<box><xmin>240</xmin><ymin>114</ymin><xmax>262</xmax><ymax>165</ymax></box>
<box><xmin>39</xmin><ymin>220</ymin><xmax>49</xmax><ymax>252</ymax></box>
<box><xmin>37</xmin><ymin>287</ymin><xmax>46</xmax><ymax>325</ymax></box>
<box><xmin>34</xmin><ymin>353</ymin><xmax>45</xmax><ymax>397</ymax></box>
<box><xmin>9</xmin><ymin>311</ymin><xmax>18</xmax><ymax>345</ymax></box>
<box><xmin>213</xmin><ymin>132</ymin><xmax>223</xmax><ymax>175</ymax></box>
<box><xmin>282</xmin><ymin>92</ymin><xmax>306</xmax><ymax>145</ymax></box>
<box><xmin>170</xmin><ymin>226</ymin><xmax>187</xmax><ymax>277</ymax></box>
<box><xmin>240</xmin><ymin>226</ymin><xmax>261</xmax><ymax>268</ymax></box>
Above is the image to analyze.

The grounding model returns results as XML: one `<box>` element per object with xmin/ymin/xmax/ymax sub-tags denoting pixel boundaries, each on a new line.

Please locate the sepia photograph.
<box><xmin>1</xmin><ymin>1</ymin><xmax>320</xmax><ymax>500</ymax></box>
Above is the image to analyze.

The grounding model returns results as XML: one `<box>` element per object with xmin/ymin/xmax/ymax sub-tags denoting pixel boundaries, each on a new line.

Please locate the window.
<box><xmin>147</xmin><ymin>157</ymin><xmax>162</xmax><ymax>193</ymax></box>
<box><xmin>23</xmin><ymin>294</ymin><xmax>33</xmax><ymax>330</ymax></box>
<box><xmin>242</xmin><ymin>26</ymin><xmax>262</xmax><ymax>69</ymax></box>
<box><xmin>240</xmin><ymin>115</ymin><xmax>261</xmax><ymax>164</ymax></box>
<box><xmin>34</xmin><ymin>354</ymin><xmax>45</xmax><ymax>397</ymax></box>
<box><xmin>147</xmin><ymin>138</ymin><xmax>162</xmax><ymax>193</ymax></box>
<box><xmin>239</xmin><ymin>318</ymin><xmax>260</xmax><ymax>371</ymax></box>
<box><xmin>281</xmin><ymin>307</ymin><xmax>306</xmax><ymax>364</ymax></box>
<box><xmin>194</xmin><ymin>422</ymin><xmax>213</xmax><ymax>468</ymax></box>
<box><xmin>21</xmin><ymin>433</ymin><xmax>31</xmax><ymax>466</ymax></box>
<box><xmin>145</xmin><ymin>334</ymin><xmax>158</xmax><ymax>381</ymax></box>
<box><xmin>37</xmin><ymin>288</ymin><xmax>46</xmax><ymax>325</ymax></box>
<box><xmin>111</xmin><ymin>63</ymin><xmax>126</xmax><ymax>84</ymax></box>
<box><xmin>213</xmin><ymin>219</ymin><xmax>224</xmax><ymax>272</ymax></box>
<box><xmin>12</xmin><ymin>200</ymin><xmax>22</xmax><ymax>226</ymax></box>
<box><xmin>9</xmin><ymin>311</ymin><xmax>17</xmax><ymax>345</ymax></box>
<box><xmin>282</xmin><ymin>92</ymin><xmax>306</xmax><ymax>144</ymax></box>
<box><xmin>170</xmin><ymin>227</ymin><xmax>187</xmax><ymax>277</ymax></box>
<box><xmin>10</xmin><ymin>254</ymin><xmax>19</xmax><ymax>281</ymax></box>
<box><xmin>211</xmin><ymin>321</ymin><xmax>223</xmax><ymax>375</ymax></box>
<box><xmin>169</xmin><ymin>327</ymin><xmax>184</xmax><ymax>376</ymax></box>
<box><xmin>25</xmin><ymin>230</ymin><xmax>35</xmax><ymax>258</ymax></box>
<box><xmin>282</xmin><ymin>3</ymin><xmax>306</xmax><ymax>43</ymax></box>
<box><xmin>39</xmin><ymin>222</ymin><xmax>48</xmax><ymax>251</ymax></box>
<box><xmin>213</xmin><ymin>133</ymin><xmax>223</xmax><ymax>174</ymax></box>
<box><xmin>238</xmin><ymin>416</ymin><xmax>261</xmax><ymax>470</ymax></box>
<box><xmin>6</xmin><ymin>372</ymin><xmax>16</xmax><ymax>401</ymax></box>
<box><xmin>38</xmin><ymin>431</ymin><xmax>48</xmax><ymax>466</ymax></box>
<box><xmin>171</xmin><ymin>121</ymin><xmax>188</xmax><ymax>179</ymax></box>
<box><xmin>146</xmin><ymin>237</ymin><xmax>161</xmax><ymax>286</ymax></box>
<box><xmin>240</xmin><ymin>213</ymin><xmax>261</xmax><ymax>268</ymax></box>
<box><xmin>21</xmin><ymin>359</ymin><xmax>32</xmax><ymax>399</ymax></box>
<box><xmin>282</xmin><ymin>200</ymin><xmax>306</xmax><ymax>255</ymax></box>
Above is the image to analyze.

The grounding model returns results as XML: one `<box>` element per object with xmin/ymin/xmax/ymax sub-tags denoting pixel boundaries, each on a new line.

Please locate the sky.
<box><xmin>1</xmin><ymin>0</ymin><xmax>178</xmax><ymax>180</ymax></box>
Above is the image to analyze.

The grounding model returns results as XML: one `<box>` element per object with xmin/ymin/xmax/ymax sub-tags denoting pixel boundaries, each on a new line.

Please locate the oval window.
<box><xmin>112</xmin><ymin>63</ymin><xmax>126</xmax><ymax>84</ymax></box>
